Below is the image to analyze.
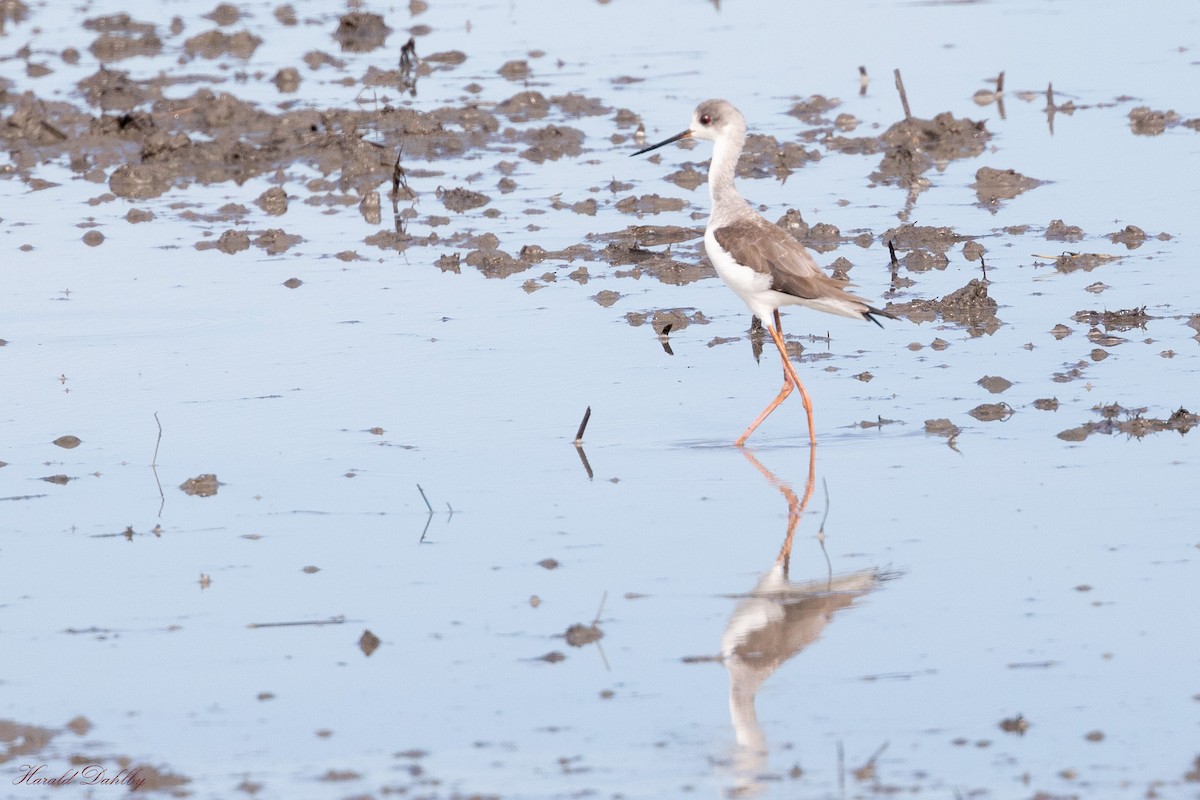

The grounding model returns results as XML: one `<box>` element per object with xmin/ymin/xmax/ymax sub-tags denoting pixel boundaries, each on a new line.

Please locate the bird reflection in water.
<box><xmin>720</xmin><ymin>447</ymin><xmax>897</xmax><ymax>793</ymax></box>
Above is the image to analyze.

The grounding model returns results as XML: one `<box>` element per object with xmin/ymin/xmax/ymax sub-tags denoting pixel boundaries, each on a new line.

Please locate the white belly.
<box><xmin>704</xmin><ymin>228</ymin><xmax>784</xmax><ymax>321</ymax></box>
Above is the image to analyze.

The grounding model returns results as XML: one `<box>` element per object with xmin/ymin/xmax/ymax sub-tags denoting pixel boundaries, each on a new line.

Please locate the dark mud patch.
<box><xmin>184</xmin><ymin>29</ymin><xmax>263</xmax><ymax>60</ymax></box>
<box><xmin>977</xmin><ymin>376</ymin><xmax>1013</xmax><ymax>394</ymax></box>
<box><xmin>1038</xmin><ymin>252</ymin><xmax>1122</xmax><ymax>274</ymax></box>
<box><xmin>924</xmin><ymin>418</ymin><xmax>962</xmax><ymax>443</ymax></box>
<box><xmin>1107</xmin><ymin>224</ymin><xmax>1165</xmax><ymax>249</ymax></box>
<box><xmin>776</xmin><ymin>210</ymin><xmax>854</xmax><ymax>254</ymax></box>
<box><xmin>972</xmin><ymin>166</ymin><xmax>1044</xmax><ymax>211</ymax></box>
<box><xmin>1071</xmin><ymin>306</ymin><xmax>1151</xmax><ymax>332</ymax></box>
<box><xmin>968</xmin><ymin>402</ymin><xmax>1014</xmax><ymax>422</ymax></box>
<box><xmin>179</xmin><ymin>473</ymin><xmax>219</xmax><ymax>497</ymax></box>
<box><xmin>883</xmin><ymin>224</ymin><xmax>971</xmax><ymax>273</ymax></box>
<box><xmin>1128</xmin><ymin>106</ymin><xmax>1182</xmax><ymax>136</ymax></box>
<box><xmin>887</xmin><ymin>279</ymin><xmax>999</xmax><ymax>336</ymax></box>
<box><xmin>737</xmin><ymin>133</ymin><xmax>820</xmax><ymax>179</ymax></box>
<box><xmin>787</xmin><ymin>95</ymin><xmax>841</xmax><ymax>126</ymax></box>
<box><xmin>334</xmin><ymin>12</ymin><xmax>392</xmax><ymax>53</ymax></box>
<box><xmin>615</xmin><ymin>194</ymin><xmax>688</xmax><ymax>215</ymax></box>
<box><xmin>437</xmin><ymin>186</ymin><xmax>489</xmax><ymax>213</ymax></box>
<box><xmin>624</xmin><ymin>308</ymin><xmax>709</xmax><ymax>332</ymax></box>
<box><xmin>514</xmin><ymin>123</ymin><xmax>585</xmax><ymax>163</ymax></box>
<box><xmin>89</xmin><ymin>22</ymin><xmax>163</xmax><ymax>62</ymax></box>
<box><xmin>871</xmin><ymin>112</ymin><xmax>990</xmax><ymax>215</ymax></box>
<box><xmin>587</xmin><ymin>227</ymin><xmax>708</xmax><ymax>285</ymax></box>
<box><xmin>1045</xmin><ymin>219</ymin><xmax>1084</xmax><ymax>242</ymax></box>
<box><xmin>1057</xmin><ymin>404</ymin><xmax>1199</xmax><ymax>441</ymax></box>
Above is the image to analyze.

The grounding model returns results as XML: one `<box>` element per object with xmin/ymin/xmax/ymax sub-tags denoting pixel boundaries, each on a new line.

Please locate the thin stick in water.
<box><xmin>416</xmin><ymin>483</ymin><xmax>433</xmax><ymax>513</ymax></box>
<box><xmin>248</xmin><ymin>615</ymin><xmax>346</xmax><ymax>629</ymax></box>
<box><xmin>592</xmin><ymin>590</ymin><xmax>608</xmax><ymax>626</ymax></box>
<box><xmin>893</xmin><ymin>68</ymin><xmax>912</xmax><ymax>120</ymax></box>
<box><xmin>574</xmin><ymin>406</ymin><xmax>592</xmax><ymax>445</ymax></box>
<box><xmin>152</xmin><ymin>412</ymin><xmax>163</xmax><ymax>466</ymax></box>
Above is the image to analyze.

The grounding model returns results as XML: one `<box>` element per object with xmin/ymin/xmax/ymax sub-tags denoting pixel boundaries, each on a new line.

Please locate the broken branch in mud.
<box><xmin>893</xmin><ymin>68</ymin><xmax>912</xmax><ymax>120</ymax></box>
<box><xmin>574</xmin><ymin>406</ymin><xmax>592</xmax><ymax>444</ymax></box>
<box><xmin>247</xmin><ymin>615</ymin><xmax>347</xmax><ymax>629</ymax></box>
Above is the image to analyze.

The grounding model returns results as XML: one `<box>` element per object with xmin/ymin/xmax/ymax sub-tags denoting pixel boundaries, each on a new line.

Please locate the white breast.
<box><xmin>704</xmin><ymin>227</ymin><xmax>777</xmax><ymax>321</ymax></box>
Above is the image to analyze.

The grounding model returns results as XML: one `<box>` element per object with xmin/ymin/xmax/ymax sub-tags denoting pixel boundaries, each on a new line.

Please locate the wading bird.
<box><xmin>633</xmin><ymin>99</ymin><xmax>893</xmax><ymax>446</ymax></box>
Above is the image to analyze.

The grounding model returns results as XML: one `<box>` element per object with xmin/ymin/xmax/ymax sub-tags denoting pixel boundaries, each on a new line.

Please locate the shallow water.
<box><xmin>3</xmin><ymin>0</ymin><xmax>1199</xmax><ymax>798</ymax></box>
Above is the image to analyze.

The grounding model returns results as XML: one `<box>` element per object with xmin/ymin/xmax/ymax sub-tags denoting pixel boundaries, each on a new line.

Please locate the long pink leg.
<box><xmin>734</xmin><ymin>311</ymin><xmax>816</xmax><ymax>446</ymax></box>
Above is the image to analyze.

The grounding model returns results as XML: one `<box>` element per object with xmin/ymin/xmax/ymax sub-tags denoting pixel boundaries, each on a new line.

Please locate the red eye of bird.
<box><xmin>699</xmin><ymin>114</ymin><xmax>712</xmax><ymax>126</ymax></box>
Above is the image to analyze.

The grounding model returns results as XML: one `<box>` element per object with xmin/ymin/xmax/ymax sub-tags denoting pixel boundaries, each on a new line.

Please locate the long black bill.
<box><xmin>630</xmin><ymin>129</ymin><xmax>691</xmax><ymax>157</ymax></box>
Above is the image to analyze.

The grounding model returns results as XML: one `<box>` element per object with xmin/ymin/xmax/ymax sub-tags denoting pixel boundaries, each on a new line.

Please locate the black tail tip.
<box><xmin>864</xmin><ymin>305</ymin><xmax>897</xmax><ymax>328</ymax></box>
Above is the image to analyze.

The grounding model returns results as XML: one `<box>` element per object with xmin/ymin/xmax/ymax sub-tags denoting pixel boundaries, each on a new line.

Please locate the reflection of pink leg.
<box><xmin>740</xmin><ymin>444</ymin><xmax>817</xmax><ymax>574</ymax></box>
<box><xmin>734</xmin><ymin>312</ymin><xmax>816</xmax><ymax>447</ymax></box>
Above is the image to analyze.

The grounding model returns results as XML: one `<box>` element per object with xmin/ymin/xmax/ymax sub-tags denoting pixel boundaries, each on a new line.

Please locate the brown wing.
<box><xmin>712</xmin><ymin>219</ymin><xmax>847</xmax><ymax>301</ymax></box>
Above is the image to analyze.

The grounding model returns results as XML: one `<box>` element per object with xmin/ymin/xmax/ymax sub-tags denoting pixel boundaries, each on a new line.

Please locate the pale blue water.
<box><xmin>2</xmin><ymin>1</ymin><xmax>1199</xmax><ymax>798</ymax></box>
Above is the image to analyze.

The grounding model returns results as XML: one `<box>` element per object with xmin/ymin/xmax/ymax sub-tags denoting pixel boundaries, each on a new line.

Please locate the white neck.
<box><xmin>707</xmin><ymin>130</ymin><xmax>752</xmax><ymax>226</ymax></box>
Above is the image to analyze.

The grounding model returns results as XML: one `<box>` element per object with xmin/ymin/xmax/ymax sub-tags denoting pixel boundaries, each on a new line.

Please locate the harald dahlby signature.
<box><xmin>13</xmin><ymin>763</ymin><xmax>147</xmax><ymax>792</ymax></box>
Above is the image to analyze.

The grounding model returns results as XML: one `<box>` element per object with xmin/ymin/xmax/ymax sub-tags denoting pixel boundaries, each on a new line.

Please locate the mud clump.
<box><xmin>884</xmin><ymin>224</ymin><xmax>968</xmax><ymax>255</ymax></box>
<box><xmin>883</xmin><ymin>223</ymin><xmax>969</xmax><ymax>272</ymax></box>
<box><xmin>924</xmin><ymin>419</ymin><xmax>961</xmax><ymax>440</ymax></box>
<box><xmin>254</xmin><ymin>228</ymin><xmax>303</xmax><ymax>255</ymax></box>
<box><xmin>496</xmin><ymin>90</ymin><xmax>551</xmax><ymax>121</ymax></box>
<box><xmin>968</xmin><ymin>402</ymin><xmax>1014</xmax><ymax>422</ymax></box>
<box><xmin>255</xmin><ymin>187</ymin><xmax>289</xmax><ymax>216</ymax></box>
<box><xmin>972</xmin><ymin>166</ymin><xmax>1044</xmax><ymax>210</ymax></box>
<box><xmin>787</xmin><ymin>95</ymin><xmax>841</xmax><ymax>126</ymax></box>
<box><xmin>1128</xmin><ymin>106</ymin><xmax>1180</xmax><ymax>136</ymax></box>
<box><xmin>1071</xmin><ymin>307</ymin><xmax>1151</xmax><ymax>331</ymax></box>
<box><xmin>194</xmin><ymin>229</ymin><xmax>250</xmax><ymax>254</ymax></box>
<box><xmin>1058</xmin><ymin>405</ymin><xmax>1199</xmax><ymax>441</ymax></box>
<box><xmin>615</xmin><ymin>194</ymin><xmax>687</xmax><ymax>216</ymax></box>
<box><xmin>888</xmin><ymin>278</ymin><xmax>999</xmax><ymax>336</ymax></box>
<box><xmin>776</xmin><ymin>210</ymin><xmax>844</xmax><ymax>253</ymax></box>
<box><xmin>438</xmin><ymin>186</ymin><xmax>490</xmax><ymax>213</ymax></box>
<box><xmin>977</xmin><ymin>376</ymin><xmax>1013</xmax><ymax>394</ymax></box>
<box><xmin>108</xmin><ymin>163</ymin><xmax>171</xmax><ymax>199</ymax></box>
<box><xmin>873</xmin><ymin>112</ymin><xmax>990</xmax><ymax>191</ymax></box>
<box><xmin>334</xmin><ymin>12</ymin><xmax>391</xmax><ymax>53</ymax></box>
<box><xmin>588</xmin><ymin>227</ymin><xmax>708</xmax><ymax>286</ymax></box>
<box><xmin>564</xmin><ymin>623</ymin><xmax>603</xmax><ymax>647</ymax></box>
<box><xmin>516</xmin><ymin>124</ymin><xmax>585</xmax><ymax>163</ymax></box>
<box><xmin>624</xmin><ymin>308</ymin><xmax>709</xmax><ymax>332</ymax></box>
<box><xmin>1108</xmin><ymin>224</ymin><xmax>1146</xmax><ymax>249</ymax></box>
<box><xmin>737</xmin><ymin>134</ymin><xmax>820</xmax><ymax>179</ymax></box>
<box><xmin>179</xmin><ymin>474</ymin><xmax>220</xmax><ymax>497</ymax></box>
<box><xmin>497</xmin><ymin>59</ymin><xmax>531</xmax><ymax>81</ymax></box>
<box><xmin>1046</xmin><ymin>252</ymin><xmax>1120</xmax><ymax>273</ymax></box>
<box><xmin>90</xmin><ymin>30</ymin><xmax>163</xmax><ymax>62</ymax></box>
<box><xmin>1045</xmin><ymin>219</ymin><xmax>1084</xmax><ymax>242</ymax></box>
<box><xmin>183</xmin><ymin>29</ymin><xmax>263</xmax><ymax>59</ymax></box>
<box><xmin>272</xmin><ymin>67</ymin><xmax>301</xmax><ymax>93</ymax></box>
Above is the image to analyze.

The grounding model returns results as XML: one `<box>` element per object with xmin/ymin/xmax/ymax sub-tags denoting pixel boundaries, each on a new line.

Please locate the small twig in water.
<box><xmin>893</xmin><ymin>68</ymin><xmax>912</xmax><ymax>120</ymax></box>
<box><xmin>151</xmin><ymin>412</ymin><xmax>165</xmax><ymax>516</ymax></box>
<box><xmin>247</xmin><ymin>615</ymin><xmax>346</xmax><ymax>629</ymax></box>
<box><xmin>152</xmin><ymin>412</ymin><xmax>163</xmax><ymax>467</ymax></box>
<box><xmin>592</xmin><ymin>591</ymin><xmax>608</xmax><ymax>626</ymax></box>
<box><xmin>858</xmin><ymin>66</ymin><xmax>869</xmax><ymax>96</ymax></box>
<box><xmin>416</xmin><ymin>483</ymin><xmax>433</xmax><ymax>513</ymax></box>
<box><xmin>818</xmin><ymin>477</ymin><xmax>833</xmax><ymax>586</ymax></box>
<box><xmin>574</xmin><ymin>406</ymin><xmax>592</xmax><ymax>445</ymax></box>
